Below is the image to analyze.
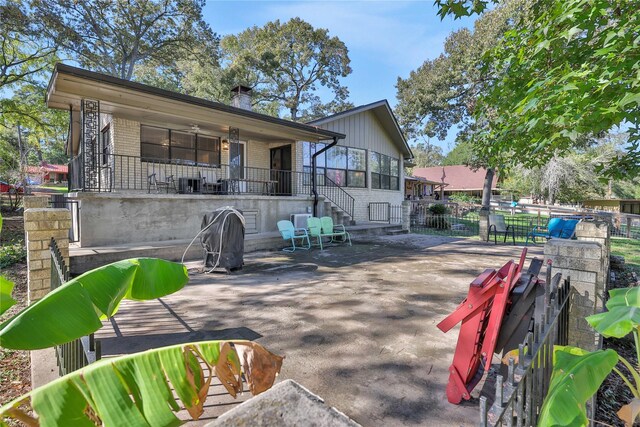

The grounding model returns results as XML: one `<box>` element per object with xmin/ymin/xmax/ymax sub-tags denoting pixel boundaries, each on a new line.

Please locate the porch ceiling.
<box><xmin>47</xmin><ymin>64</ymin><xmax>344</xmax><ymax>143</ymax></box>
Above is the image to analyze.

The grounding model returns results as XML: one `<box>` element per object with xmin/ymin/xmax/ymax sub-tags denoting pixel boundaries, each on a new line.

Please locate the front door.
<box><xmin>270</xmin><ymin>145</ymin><xmax>292</xmax><ymax>195</ymax></box>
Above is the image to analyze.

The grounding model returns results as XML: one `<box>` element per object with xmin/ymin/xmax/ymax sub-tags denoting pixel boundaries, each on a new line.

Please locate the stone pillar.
<box><xmin>24</xmin><ymin>208</ymin><xmax>71</xmax><ymax>304</ymax></box>
<box><xmin>401</xmin><ymin>201</ymin><xmax>411</xmax><ymax>232</ymax></box>
<box><xmin>543</xmin><ymin>222</ymin><xmax>610</xmax><ymax>351</ymax></box>
<box><xmin>23</xmin><ymin>195</ymin><xmax>50</xmax><ymax>209</ymax></box>
<box><xmin>479</xmin><ymin>210</ymin><xmax>490</xmax><ymax>242</ymax></box>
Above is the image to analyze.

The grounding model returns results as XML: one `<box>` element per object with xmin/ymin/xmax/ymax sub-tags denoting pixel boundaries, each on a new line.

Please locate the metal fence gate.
<box><xmin>368</xmin><ymin>202</ymin><xmax>402</xmax><ymax>224</ymax></box>
<box><xmin>50</xmin><ymin>238</ymin><xmax>100</xmax><ymax>375</ymax></box>
<box><xmin>479</xmin><ymin>271</ymin><xmax>572</xmax><ymax>426</ymax></box>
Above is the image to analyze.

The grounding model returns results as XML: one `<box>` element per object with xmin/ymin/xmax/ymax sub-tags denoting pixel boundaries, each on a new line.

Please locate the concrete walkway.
<box><xmin>96</xmin><ymin>235</ymin><xmax>543</xmax><ymax>426</ymax></box>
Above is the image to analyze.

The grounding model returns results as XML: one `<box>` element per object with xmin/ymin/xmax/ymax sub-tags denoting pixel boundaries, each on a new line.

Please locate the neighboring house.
<box><xmin>26</xmin><ymin>163</ymin><xmax>69</xmax><ymax>184</ymax></box>
<box><xmin>307</xmin><ymin>101</ymin><xmax>413</xmax><ymax>221</ymax></box>
<box><xmin>46</xmin><ymin>64</ymin><xmax>411</xmax><ymax>250</ymax></box>
<box><xmin>412</xmin><ymin>165</ymin><xmax>499</xmax><ymax>198</ymax></box>
<box><xmin>404</xmin><ymin>175</ymin><xmax>447</xmax><ymax>200</ymax></box>
<box><xmin>583</xmin><ymin>199</ymin><xmax>640</xmax><ymax>214</ymax></box>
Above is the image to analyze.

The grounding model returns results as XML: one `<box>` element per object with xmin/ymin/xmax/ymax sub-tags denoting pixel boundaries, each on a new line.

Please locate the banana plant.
<box><xmin>0</xmin><ymin>258</ymin><xmax>189</xmax><ymax>350</ymax></box>
<box><xmin>0</xmin><ymin>340</ymin><xmax>284</xmax><ymax>426</ymax></box>
<box><xmin>0</xmin><ymin>276</ymin><xmax>16</xmax><ymax>316</ymax></box>
<box><xmin>538</xmin><ymin>346</ymin><xmax>618</xmax><ymax>427</ymax></box>
<box><xmin>539</xmin><ymin>286</ymin><xmax>640</xmax><ymax>426</ymax></box>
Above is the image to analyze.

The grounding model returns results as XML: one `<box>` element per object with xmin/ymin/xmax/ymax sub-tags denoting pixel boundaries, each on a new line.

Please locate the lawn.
<box><xmin>611</xmin><ymin>237</ymin><xmax>640</xmax><ymax>273</ymax></box>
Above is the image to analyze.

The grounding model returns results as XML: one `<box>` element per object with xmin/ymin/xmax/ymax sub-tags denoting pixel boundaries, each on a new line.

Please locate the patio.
<box><xmin>96</xmin><ymin>235</ymin><xmax>543</xmax><ymax>426</ymax></box>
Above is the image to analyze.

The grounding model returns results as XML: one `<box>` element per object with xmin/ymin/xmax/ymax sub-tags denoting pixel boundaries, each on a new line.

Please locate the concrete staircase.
<box><xmin>323</xmin><ymin>200</ymin><xmax>355</xmax><ymax>226</ymax></box>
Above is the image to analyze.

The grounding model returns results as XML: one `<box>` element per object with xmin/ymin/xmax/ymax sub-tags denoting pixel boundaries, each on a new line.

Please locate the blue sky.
<box><xmin>202</xmin><ymin>1</ymin><xmax>476</xmax><ymax>153</ymax></box>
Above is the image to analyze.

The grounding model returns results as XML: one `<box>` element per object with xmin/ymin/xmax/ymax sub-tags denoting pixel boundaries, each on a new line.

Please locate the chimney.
<box><xmin>231</xmin><ymin>86</ymin><xmax>252</xmax><ymax>111</ymax></box>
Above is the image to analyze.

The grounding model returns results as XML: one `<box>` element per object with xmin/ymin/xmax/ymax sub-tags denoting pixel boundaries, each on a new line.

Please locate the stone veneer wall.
<box><xmin>543</xmin><ymin>221</ymin><xmax>610</xmax><ymax>351</ymax></box>
<box><xmin>23</xmin><ymin>196</ymin><xmax>71</xmax><ymax>304</ymax></box>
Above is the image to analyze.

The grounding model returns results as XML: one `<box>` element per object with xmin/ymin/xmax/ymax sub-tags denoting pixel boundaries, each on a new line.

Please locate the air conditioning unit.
<box><xmin>291</xmin><ymin>213</ymin><xmax>312</xmax><ymax>229</ymax></box>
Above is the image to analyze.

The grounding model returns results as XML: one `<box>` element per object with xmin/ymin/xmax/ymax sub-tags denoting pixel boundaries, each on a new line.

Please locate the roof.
<box><xmin>405</xmin><ymin>175</ymin><xmax>445</xmax><ymax>186</ymax></box>
<box><xmin>47</xmin><ymin>63</ymin><xmax>345</xmax><ymax>144</ymax></box>
<box><xmin>307</xmin><ymin>100</ymin><xmax>413</xmax><ymax>158</ymax></box>
<box><xmin>25</xmin><ymin>163</ymin><xmax>68</xmax><ymax>174</ymax></box>
<box><xmin>412</xmin><ymin>165</ymin><xmax>498</xmax><ymax>191</ymax></box>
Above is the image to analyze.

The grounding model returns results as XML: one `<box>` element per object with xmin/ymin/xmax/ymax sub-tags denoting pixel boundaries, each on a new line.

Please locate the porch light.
<box><xmin>222</xmin><ymin>139</ymin><xmax>229</xmax><ymax>151</ymax></box>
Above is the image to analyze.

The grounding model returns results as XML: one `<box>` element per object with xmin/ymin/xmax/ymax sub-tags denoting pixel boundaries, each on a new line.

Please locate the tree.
<box><xmin>221</xmin><ymin>18</ymin><xmax>352</xmax><ymax>121</ymax></box>
<box><xmin>31</xmin><ymin>0</ymin><xmax>219</xmax><ymax>81</ymax></box>
<box><xmin>396</xmin><ymin>1</ymin><xmax>526</xmax><ymax>208</ymax></box>
<box><xmin>409</xmin><ymin>140</ymin><xmax>444</xmax><ymax>169</ymax></box>
<box><xmin>443</xmin><ymin>140</ymin><xmax>475</xmax><ymax>166</ymax></box>
<box><xmin>437</xmin><ymin>0</ymin><xmax>640</xmax><ymax>179</ymax></box>
<box><xmin>0</xmin><ymin>1</ymin><xmax>56</xmax><ymax>91</ymax></box>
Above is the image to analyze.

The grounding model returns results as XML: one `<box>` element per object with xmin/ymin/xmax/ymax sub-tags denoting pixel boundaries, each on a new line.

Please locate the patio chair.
<box><xmin>307</xmin><ymin>217</ymin><xmax>324</xmax><ymax>250</ymax></box>
<box><xmin>277</xmin><ymin>220</ymin><xmax>310</xmax><ymax>252</ymax></box>
<box><xmin>525</xmin><ymin>217</ymin><xmax>565</xmax><ymax>245</ymax></box>
<box><xmin>320</xmin><ymin>216</ymin><xmax>352</xmax><ymax>246</ymax></box>
<box><xmin>488</xmin><ymin>214</ymin><xmax>515</xmax><ymax>245</ymax></box>
<box><xmin>200</xmin><ymin>170</ymin><xmax>222</xmax><ymax>194</ymax></box>
<box><xmin>148</xmin><ymin>173</ymin><xmax>177</xmax><ymax>193</ymax></box>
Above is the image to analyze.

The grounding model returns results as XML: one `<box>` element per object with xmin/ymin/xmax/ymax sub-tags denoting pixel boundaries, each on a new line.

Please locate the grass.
<box><xmin>611</xmin><ymin>237</ymin><xmax>640</xmax><ymax>274</ymax></box>
<box><xmin>33</xmin><ymin>185</ymin><xmax>67</xmax><ymax>193</ymax></box>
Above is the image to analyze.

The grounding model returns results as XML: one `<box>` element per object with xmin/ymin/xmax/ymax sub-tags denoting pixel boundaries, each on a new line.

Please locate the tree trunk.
<box><xmin>481</xmin><ymin>168</ymin><xmax>494</xmax><ymax>211</ymax></box>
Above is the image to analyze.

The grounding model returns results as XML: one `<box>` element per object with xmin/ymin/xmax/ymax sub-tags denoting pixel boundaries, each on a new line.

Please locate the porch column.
<box><xmin>402</xmin><ymin>201</ymin><xmax>411</xmax><ymax>232</ymax></box>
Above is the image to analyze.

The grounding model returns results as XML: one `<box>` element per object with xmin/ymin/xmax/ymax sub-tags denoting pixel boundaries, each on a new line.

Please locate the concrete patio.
<box><xmin>96</xmin><ymin>234</ymin><xmax>543</xmax><ymax>426</ymax></box>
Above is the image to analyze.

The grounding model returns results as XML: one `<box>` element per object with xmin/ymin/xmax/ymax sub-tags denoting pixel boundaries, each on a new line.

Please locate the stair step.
<box><xmin>386</xmin><ymin>228</ymin><xmax>407</xmax><ymax>236</ymax></box>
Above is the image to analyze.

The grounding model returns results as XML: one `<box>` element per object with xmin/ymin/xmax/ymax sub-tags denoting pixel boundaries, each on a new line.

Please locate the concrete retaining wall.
<box><xmin>71</xmin><ymin>192</ymin><xmax>322</xmax><ymax>247</ymax></box>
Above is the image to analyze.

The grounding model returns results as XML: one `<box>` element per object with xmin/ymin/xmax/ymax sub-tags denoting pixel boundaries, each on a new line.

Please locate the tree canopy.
<box><xmin>437</xmin><ymin>0</ymin><xmax>640</xmax><ymax>179</ymax></box>
<box><xmin>31</xmin><ymin>0</ymin><xmax>219</xmax><ymax>81</ymax></box>
<box><xmin>221</xmin><ymin>18</ymin><xmax>353</xmax><ymax>121</ymax></box>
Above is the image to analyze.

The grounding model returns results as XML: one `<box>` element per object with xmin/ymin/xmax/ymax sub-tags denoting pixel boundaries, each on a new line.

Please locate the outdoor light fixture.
<box><xmin>221</xmin><ymin>139</ymin><xmax>229</xmax><ymax>151</ymax></box>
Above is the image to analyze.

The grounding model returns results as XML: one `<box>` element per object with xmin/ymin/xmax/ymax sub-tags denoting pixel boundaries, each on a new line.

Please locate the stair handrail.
<box><xmin>318</xmin><ymin>175</ymin><xmax>355</xmax><ymax>220</ymax></box>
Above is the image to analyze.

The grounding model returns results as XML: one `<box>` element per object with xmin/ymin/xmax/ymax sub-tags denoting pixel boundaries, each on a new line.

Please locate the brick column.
<box><xmin>401</xmin><ymin>201</ymin><xmax>411</xmax><ymax>232</ymax></box>
<box><xmin>23</xmin><ymin>195</ymin><xmax>50</xmax><ymax>209</ymax></box>
<box><xmin>24</xmin><ymin>208</ymin><xmax>71</xmax><ymax>304</ymax></box>
<box><xmin>543</xmin><ymin>222</ymin><xmax>610</xmax><ymax>351</ymax></box>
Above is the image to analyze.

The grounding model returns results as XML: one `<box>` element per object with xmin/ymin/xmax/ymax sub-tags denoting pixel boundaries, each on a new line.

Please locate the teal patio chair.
<box><xmin>320</xmin><ymin>216</ymin><xmax>352</xmax><ymax>247</ymax></box>
<box><xmin>526</xmin><ymin>217</ymin><xmax>565</xmax><ymax>245</ymax></box>
<box><xmin>277</xmin><ymin>220</ymin><xmax>310</xmax><ymax>252</ymax></box>
<box><xmin>307</xmin><ymin>217</ymin><xmax>324</xmax><ymax>250</ymax></box>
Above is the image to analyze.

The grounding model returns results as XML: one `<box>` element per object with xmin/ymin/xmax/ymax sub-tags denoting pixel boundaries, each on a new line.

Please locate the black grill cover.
<box><xmin>200</xmin><ymin>207</ymin><xmax>245</xmax><ymax>271</ymax></box>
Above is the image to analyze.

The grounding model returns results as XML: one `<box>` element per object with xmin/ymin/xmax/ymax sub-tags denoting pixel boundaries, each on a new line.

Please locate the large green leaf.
<box><xmin>0</xmin><ymin>276</ymin><xmax>16</xmax><ymax>316</ymax></box>
<box><xmin>0</xmin><ymin>340</ymin><xmax>284</xmax><ymax>426</ymax></box>
<box><xmin>538</xmin><ymin>346</ymin><xmax>618</xmax><ymax>427</ymax></box>
<box><xmin>586</xmin><ymin>287</ymin><xmax>640</xmax><ymax>338</ymax></box>
<box><xmin>0</xmin><ymin>258</ymin><xmax>188</xmax><ymax>350</ymax></box>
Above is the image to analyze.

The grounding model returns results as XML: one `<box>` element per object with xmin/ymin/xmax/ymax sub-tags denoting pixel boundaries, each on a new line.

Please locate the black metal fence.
<box><xmin>479</xmin><ymin>272</ymin><xmax>571</xmax><ymax>426</ymax></box>
<box><xmin>411</xmin><ymin>201</ymin><xmax>480</xmax><ymax>237</ymax></box>
<box><xmin>50</xmin><ymin>238</ymin><xmax>100</xmax><ymax>375</ymax></box>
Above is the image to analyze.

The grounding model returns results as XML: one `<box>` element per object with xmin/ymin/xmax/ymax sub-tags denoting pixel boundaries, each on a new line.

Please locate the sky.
<box><xmin>202</xmin><ymin>0</ymin><xmax>476</xmax><ymax>153</ymax></box>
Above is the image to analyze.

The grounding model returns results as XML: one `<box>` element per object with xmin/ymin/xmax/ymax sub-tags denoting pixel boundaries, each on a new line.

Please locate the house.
<box><xmin>411</xmin><ymin>165</ymin><xmax>499</xmax><ymax>199</ymax></box>
<box><xmin>25</xmin><ymin>163</ymin><xmax>69</xmax><ymax>184</ymax></box>
<box><xmin>46</xmin><ymin>64</ymin><xmax>411</xmax><ymax>251</ymax></box>
<box><xmin>583</xmin><ymin>199</ymin><xmax>640</xmax><ymax>214</ymax></box>
<box><xmin>307</xmin><ymin>101</ymin><xmax>413</xmax><ymax>221</ymax></box>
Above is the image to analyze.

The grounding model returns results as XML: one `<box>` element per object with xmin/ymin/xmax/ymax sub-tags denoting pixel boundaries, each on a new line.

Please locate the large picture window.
<box><xmin>140</xmin><ymin>125</ymin><xmax>221</xmax><ymax>166</ymax></box>
<box><xmin>371</xmin><ymin>151</ymin><xmax>399</xmax><ymax>190</ymax></box>
<box><xmin>302</xmin><ymin>142</ymin><xmax>366</xmax><ymax>188</ymax></box>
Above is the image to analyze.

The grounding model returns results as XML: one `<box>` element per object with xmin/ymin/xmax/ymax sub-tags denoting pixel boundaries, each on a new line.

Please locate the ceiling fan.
<box><xmin>175</xmin><ymin>124</ymin><xmax>201</xmax><ymax>133</ymax></box>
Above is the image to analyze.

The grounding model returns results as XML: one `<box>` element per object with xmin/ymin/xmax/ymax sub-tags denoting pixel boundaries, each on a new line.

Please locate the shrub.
<box><xmin>449</xmin><ymin>193</ymin><xmax>481</xmax><ymax>205</ymax></box>
<box><xmin>429</xmin><ymin>204</ymin><xmax>448</xmax><ymax>215</ymax></box>
<box><xmin>0</xmin><ymin>241</ymin><xmax>26</xmax><ymax>269</ymax></box>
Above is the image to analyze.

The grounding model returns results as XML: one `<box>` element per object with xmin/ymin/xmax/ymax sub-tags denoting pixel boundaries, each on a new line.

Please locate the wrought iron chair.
<box><xmin>320</xmin><ymin>216</ymin><xmax>352</xmax><ymax>246</ymax></box>
<box><xmin>147</xmin><ymin>173</ymin><xmax>177</xmax><ymax>193</ymax></box>
<box><xmin>277</xmin><ymin>220</ymin><xmax>310</xmax><ymax>252</ymax></box>
<box><xmin>307</xmin><ymin>217</ymin><xmax>324</xmax><ymax>250</ymax></box>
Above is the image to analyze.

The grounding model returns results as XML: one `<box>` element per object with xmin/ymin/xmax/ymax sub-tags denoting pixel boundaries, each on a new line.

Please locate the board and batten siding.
<box><xmin>304</xmin><ymin>109</ymin><xmax>406</xmax><ymax>223</ymax></box>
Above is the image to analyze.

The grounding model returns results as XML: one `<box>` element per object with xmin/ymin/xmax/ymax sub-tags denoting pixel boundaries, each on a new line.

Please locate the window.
<box><xmin>101</xmin><ymin>125</ymin><xmax>111</xmax><ymax>166</ymax></box>
<box><xmin>371</xmin><ymin>151</ymin><xmax>399</xmax><ymax>190</ymax></box>
<box><xmin>302</xmin><ymin>142</ymin><xmax>366</xmax><ymax>188</ymax></box>
<box><xmin>140</xmin><ymin>125</ymin><xmax>221</xmax><ymax>166</ymax></box>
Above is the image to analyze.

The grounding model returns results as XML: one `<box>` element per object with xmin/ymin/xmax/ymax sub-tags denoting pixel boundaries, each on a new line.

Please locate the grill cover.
<box><xmin>200</xmin><ymin>207</ymin><xmax>245</xmax><ymax>271</ymax></box>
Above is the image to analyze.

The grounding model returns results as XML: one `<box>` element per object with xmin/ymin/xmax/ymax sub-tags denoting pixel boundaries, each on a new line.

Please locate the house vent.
<box><xmin>231</xmin><ymin>85</ymin><xmax>253</xmax><ymax>111</ymax></box>
<box><xmin>291</xmin><ymin>213</ymin><xmax>312</xmax><ymax>229</ymax></box>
